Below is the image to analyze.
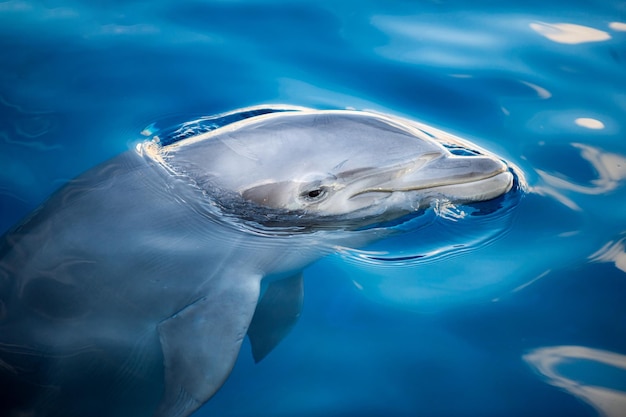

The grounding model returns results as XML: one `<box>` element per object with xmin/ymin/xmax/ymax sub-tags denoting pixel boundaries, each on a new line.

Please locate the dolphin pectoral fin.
<box><xmin>247</xmin><ymin>273</ymin><xmax>304</xmax><ymax>363</ymax></box>
<box><xmin>155</xmin><ymin>278</ymin><xmax>260</xmax><ymax>417</ymax></box>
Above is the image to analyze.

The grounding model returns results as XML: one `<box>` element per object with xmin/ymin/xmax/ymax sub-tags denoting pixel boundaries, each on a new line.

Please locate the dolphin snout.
<box><xmin>470</xmin><ymin>157</ymin><xmax>508</xmax><ymax>176</ymax></box>
<box><xmin>397</xmin><ymin>154</ymin><xmax>507</xmax><ymax>190</ymax></box>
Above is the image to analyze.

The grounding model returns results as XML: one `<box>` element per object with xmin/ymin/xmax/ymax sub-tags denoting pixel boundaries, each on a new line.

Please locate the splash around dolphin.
<box><xmin>0</xmin><ymin>106</ymin><xmax>516</xmax><ymax>417</ymax></box>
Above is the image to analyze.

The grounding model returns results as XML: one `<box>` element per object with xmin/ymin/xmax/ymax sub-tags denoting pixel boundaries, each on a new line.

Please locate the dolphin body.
<box><xmin>0</xmin><ymin>106</ymin><xmax>514</xmax><ymax>417</ymax></box>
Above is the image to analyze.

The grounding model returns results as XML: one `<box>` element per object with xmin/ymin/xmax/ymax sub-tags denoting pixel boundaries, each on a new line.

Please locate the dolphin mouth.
<box><xmin>351</xmin><ymin>159</ymin><xmax>514</xmax><ymax>203</ymax></box>
<box><xmin>413</xmin><ymin>170</ymin><xmax>514</xmax><ymax>202</ymax></box>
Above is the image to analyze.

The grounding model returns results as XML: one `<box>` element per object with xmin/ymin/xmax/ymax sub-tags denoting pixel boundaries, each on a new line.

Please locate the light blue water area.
<box><xmin>1</xmin><ymin>1</ymin><xmax>626</xmax><ymax>416</ymax></box>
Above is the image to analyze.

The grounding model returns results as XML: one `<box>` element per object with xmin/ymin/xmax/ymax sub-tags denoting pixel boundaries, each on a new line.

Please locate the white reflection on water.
<box><xmin>510</xmin><ymin>269</ymin><xmax>551</xmax><ymax>293</ymax></box>
<box><xmin>532</xmin><ymin>185</ymin><xmax>581</xmax><ymax>211</ymax></box>
<box><xmin>526</xmin><ymin>111</ymin><xmax>618</xmax><ymax>136</ymax></box>
<box><xmin>575</xmin><ymin>118</ymin><xmax>605</xmax><ymax>130</ymax></box>
<box><xmin>370</xmin><ymin>14</ymin><xmax>515</xmax><ymax>69</ymax></box>
<box><xmin>533</xmin><ymin>143</ymin><xmax>626</xmax><ymax>212</ymax></box>
<box><xmin>589</xmin><ymin>237</ymin><xmax>626</xmax><ymax>273</ymax></box>
<box><xmin>97</xmin><ymin>23</ymin><xmax>160</xmax><ymax>36</ymax></box>
<box><xmin>530</xmin><ymin>22</ymin><xmax>611</xmax><ymax>44</ymax></box>
<box><xmin>520</xmin><ymin>80</ymin><xmax>552</xmax><ymax>99</ymax></box>
<box><xmin>524</xmin><ymin>346</ymin><xmax>626</xmax><ymax>417</ymax></box>
<box><xmin>537</xmin><ymin>144</ymin><xmax>626</xmax><ymax>195</ymax></box>
<box><xmin>609</xmin><ymin>22</ymin><xmax>626</xmax><ymax>32</ymax></box>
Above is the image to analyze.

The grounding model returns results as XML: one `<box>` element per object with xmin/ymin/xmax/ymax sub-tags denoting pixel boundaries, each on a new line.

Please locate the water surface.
<box><xmin>1</xmin><ymin>1</ymin><xmax>625</xmax><ymax>416</ymax></box>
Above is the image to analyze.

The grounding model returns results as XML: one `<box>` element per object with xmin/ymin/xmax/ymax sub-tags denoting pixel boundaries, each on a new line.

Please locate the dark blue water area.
<box><xmin>1</xmin><ymin>1</ymin><xmax>626</xmax><ymax>416</ymax></box>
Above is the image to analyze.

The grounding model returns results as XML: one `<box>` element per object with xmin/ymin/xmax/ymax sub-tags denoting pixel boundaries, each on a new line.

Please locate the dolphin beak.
<box><xmin>406</xmin><ymin>154</ymin><xmax>507</xmax><ymax>185</ymax></box>
<box><xmin>354</xmin><ymin>154</ymin><xmax>513</xmax><ymax>203</ymax></box>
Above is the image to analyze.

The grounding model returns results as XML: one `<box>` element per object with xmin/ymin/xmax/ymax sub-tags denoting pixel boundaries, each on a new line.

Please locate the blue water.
<box><xmin>1</xmin><ymin>1</ymin><xmax>626</xmax><ymax>416</ymax></box>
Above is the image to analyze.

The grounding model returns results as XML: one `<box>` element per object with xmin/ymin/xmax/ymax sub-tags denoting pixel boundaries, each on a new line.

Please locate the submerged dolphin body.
<box><xmin>0</xmin><ymin>107</ymin><xmax>514</xmax><ymax>417</ymax></box>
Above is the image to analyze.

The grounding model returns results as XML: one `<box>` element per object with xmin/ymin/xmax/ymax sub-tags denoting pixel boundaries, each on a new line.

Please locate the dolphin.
<box><xmin>0</xmin><ymin>106</ymin><xmax>514</xmax><ymax>417</ymax></box>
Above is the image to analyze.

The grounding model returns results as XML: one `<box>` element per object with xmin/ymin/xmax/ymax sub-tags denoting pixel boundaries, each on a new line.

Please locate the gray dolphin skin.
<box><xmin>0</xmin><ymin>106</ymin><xmax>514</xmax><ymax>417</ymax></box>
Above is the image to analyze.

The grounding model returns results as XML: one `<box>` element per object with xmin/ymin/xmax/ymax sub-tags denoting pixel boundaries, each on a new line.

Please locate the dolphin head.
<box><xmin>157</xmin><ymin>110</ymin><xmax>513</xmax><ymax>227</ymax></box>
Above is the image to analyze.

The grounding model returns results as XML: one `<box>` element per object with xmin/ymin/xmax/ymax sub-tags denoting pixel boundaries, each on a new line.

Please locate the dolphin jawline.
<box><xmin>351</xmin><ymin>169</ymin><xmax>512</xmax><ymax>197</ymax></box>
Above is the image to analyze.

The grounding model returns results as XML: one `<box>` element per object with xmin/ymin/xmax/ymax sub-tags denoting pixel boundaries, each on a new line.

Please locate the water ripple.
<box><xmin>525</xmin><ymin>345</ymin><xmax>626</xmax><ymax>417</ymax></box>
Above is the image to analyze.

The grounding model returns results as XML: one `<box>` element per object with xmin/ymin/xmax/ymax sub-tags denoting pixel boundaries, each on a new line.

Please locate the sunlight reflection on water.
<box><xmin>525</xmin><ymin>346</ymin><xmax>626</xmax><ymax>417</ymax></box>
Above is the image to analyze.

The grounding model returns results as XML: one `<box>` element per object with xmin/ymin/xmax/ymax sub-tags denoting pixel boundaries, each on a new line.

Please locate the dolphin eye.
<box><xmin>300</xmin><ymin>186</ymin><xmax>328</xmax><ymax>202</ymax></box>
